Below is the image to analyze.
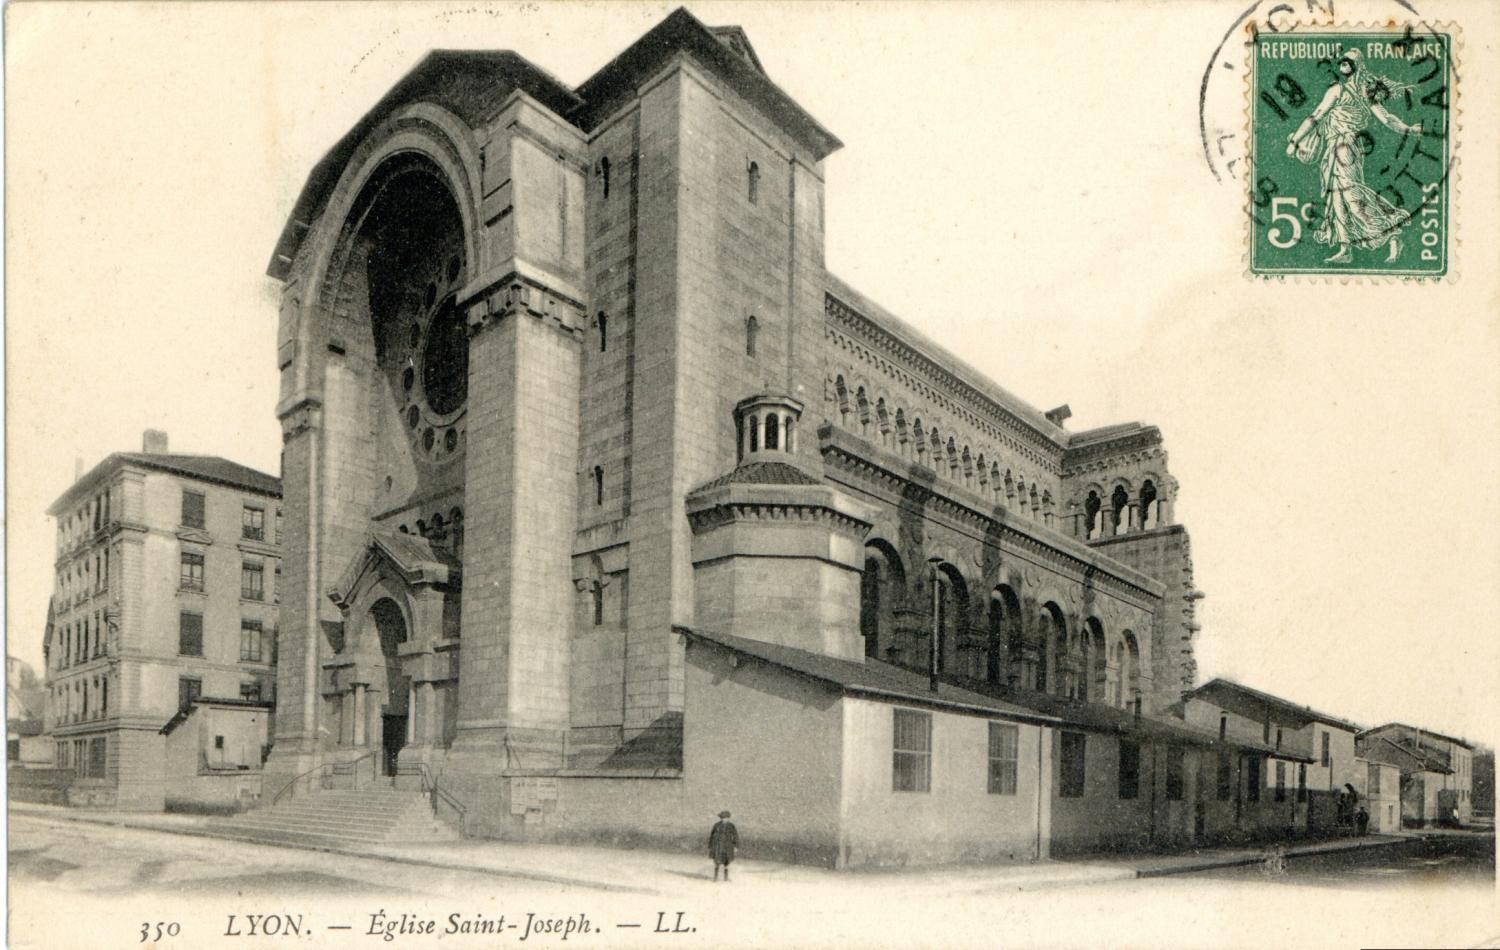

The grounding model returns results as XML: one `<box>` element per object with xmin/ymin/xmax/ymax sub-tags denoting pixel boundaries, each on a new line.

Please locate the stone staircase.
<box><xmin>211</xmin><ymin>787</ymin><xmax>459</xmax><ymax>851</ymax></box>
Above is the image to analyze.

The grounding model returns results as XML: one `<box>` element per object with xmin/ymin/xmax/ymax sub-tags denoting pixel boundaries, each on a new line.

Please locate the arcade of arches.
<box><xmin>859</xmin><ymin>542</ymin><xmax>1145</xmax><ymax>710</ymax></box>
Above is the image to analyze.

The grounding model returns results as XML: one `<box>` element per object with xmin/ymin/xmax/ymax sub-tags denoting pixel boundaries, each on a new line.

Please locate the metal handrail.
<box><xmin>270</xmin><ymin>749</ymin><xmax>377</xmax><ymax>807</ymax></box>
<box><xmin>417</xmin><ymin>762</ymin><xmax>467</xmax><ymax>836</ymax></box>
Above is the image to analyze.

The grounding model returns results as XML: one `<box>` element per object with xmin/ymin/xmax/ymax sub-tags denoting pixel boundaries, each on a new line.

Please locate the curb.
<box><xmin>10</xmin><ymin>806</ymin><xmax>654</xmax><ymax>895</ymax></box>
<box><xmin>1133</xmin><ymin>834</ymin><xmax>1420</xmax><ymax>878</ymax></box>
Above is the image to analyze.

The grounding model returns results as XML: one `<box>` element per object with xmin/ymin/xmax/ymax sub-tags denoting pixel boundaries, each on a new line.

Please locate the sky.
<box><xmin>7</xmin><ymin>1</ymin><xmax>1498</xmax><ymax>746</ymax></box>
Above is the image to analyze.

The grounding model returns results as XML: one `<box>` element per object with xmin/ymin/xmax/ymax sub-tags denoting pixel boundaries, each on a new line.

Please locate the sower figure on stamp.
<box><xmin>709</xmin><ymin>810</ymin><xmax>738</xmax><ymax>882</ymax></box>
<box><xmin>1286</xmin><ymin>49</ymin><xmax>1422</xmax><ymax>264</ymax></box>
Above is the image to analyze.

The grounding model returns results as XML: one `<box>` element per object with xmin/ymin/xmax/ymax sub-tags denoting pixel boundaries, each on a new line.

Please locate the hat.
<box><xmin>718</xmin><ymin>810</ymin><xmax>731</xmax><ymax>818</ymax></box>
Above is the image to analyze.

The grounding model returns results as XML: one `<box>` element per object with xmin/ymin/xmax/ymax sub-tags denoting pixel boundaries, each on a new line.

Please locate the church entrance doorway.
<box><xmin>369</xmin><ymin>597</ymin><xmax>410</xmax><ymax>778</ymax></box>
<box><xmin>382</xmin><ymin>714</ymin><xmax>407</xmax><ymax>777</ymax></box>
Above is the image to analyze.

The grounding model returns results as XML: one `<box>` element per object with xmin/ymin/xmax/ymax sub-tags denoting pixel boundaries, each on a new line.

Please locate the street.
<box><xmin>8</xmin><ymin>813</ymin><xmax>1496</xmax><ymax>950</ymax></box>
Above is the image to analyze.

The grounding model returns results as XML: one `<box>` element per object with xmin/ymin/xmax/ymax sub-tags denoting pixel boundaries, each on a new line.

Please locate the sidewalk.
<box><xmin>7</xmin><ymin>801</ymin><xmax>1441</xmax><ymax>893</ymax></box>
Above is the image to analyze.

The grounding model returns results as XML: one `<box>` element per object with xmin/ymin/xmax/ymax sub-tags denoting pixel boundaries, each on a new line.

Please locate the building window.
<box><xmin>1219</xmin><ymin>714</ymin><xmax>1226</xmax><ymax>740</ymax></box>
<box><xmin>1118</xmin><ymin>739</ymin><xmax>1140</xmax><ymax>800</ymax></box>
<box><xmin>275</xmin><ymin>509</ymin><xmax>283</xmax><ymax>545</ymax></box>
<box><xmin>178</xmin><ymin>611</ymin><xmax>203</xmax><ymax>657</ymax></box>
<box><xmin>87</xmin><ymin>737</ymin><xmax>106</xmax><ymax>778</ymax></box>
<box><xmin>1274</xmin><ymin>760</ymin><xmax>1287</xmax><ymax>802</ymax></box>
<box><xmin>988</xmin><ymin>722</ymin><xmax>1018</xmax><ymax>795</ymax></box>
<box><xmin>746</xmin><ymin>160</ymin><xmax>760</xmax><ymax>204</ymax></box>
<box><xmin>598</xmin><ymin>155</ymin><xmax>611</xmax><ymax>199</ymax></box>
<box><xmin>1166</xmin><ymin>745</ymin><xmax>1185</xmax><ymax>801</ymax></box>
<box><xmin>1275</xmin><ymin>727</ymin><xmax>1283</xmax><ymax>751</ymax></box>
<box><xmin>1247</xmin><ymin>756</ymin><xmax>1262</xmax><ymax>803</ymax></box>
<box><xmin>241</xmin><ymin>560</ymin><xmax>265</xmax><ymax>601</ymax></box>
<box><xmin>1217</xmin><ymin>751</ymin><xmax>1232</xmax><ymax>801</ymax></box>
<box><xmin>239</xmin><ymin>619</ymin><xmax>263</xmax><ymax>662</ymax></box>
<box><xmin>892</xmin><ymin>708</ymin><xmax>932</xmax><ymax>793</ymax></box>
<box><xmin>1368</xmin><ymin>761</ymin><xmax>1381</xmax><ymax>796</ymax></box>
<box><xmin>273</xmin><ymin>564</ymin><xmax>281</xmax><ymax>604</ymax></box>
<box><xmin>177</xmin><ymin>676</ymin><xmax>201</xmax><ymax>713</ymax></box>
<box><xmin>242</xmin><ymin>505</ymin><xmax>265</xmax><ymax>540</ymax></box>
<box><xmin>1298</xmin><ymin>763</ymin><xmax>1307</xmax><ymax>802</ymax></box>
<box><xmin>240</xmin><ymin>681</ymin><xmax>262</xmax><ymax>702</ymax></box>
<box><xmin>1321</xmin><ymin>731</ymin><xmax>1330</xmax><ymax>767</ymax></box>
<box><xmin>1059</xmin><ymin>731</ymin><xmax>1086</xmax><ymax>798</ymax></box>
<box><xmin>592</xmin><ymin>466</ymin><xmax>604</xmax><ymax>507</ymax></box>
<box><xmin>597</xmin><ymin>311</ymin><xmax>608</xmax><ymax>353</ymax></box>
<box><xmin>179</xmin><ymin>551</ymin><xmax>205</xmax><ymax>592</ymax></box>
<box><xmin>181</xmin><ymin>490</ymin><xmax>206</xmax><ymax>529</ymax></box>
<box><xmin>591</xmin><ymin>581</ymin><xmax>604</xmax><ymax>627</ymax></box>
<box><xmin>745</xmin><ymin>315</ymin><xmax>758</xmax><ymax>357</ymax></box>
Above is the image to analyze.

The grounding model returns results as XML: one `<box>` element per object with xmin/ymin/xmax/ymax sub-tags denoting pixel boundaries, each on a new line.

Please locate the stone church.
<box><xmin>262</xmin><ymin>8</ymin><xmax>1200</xmax><ymax>862</ymax></box>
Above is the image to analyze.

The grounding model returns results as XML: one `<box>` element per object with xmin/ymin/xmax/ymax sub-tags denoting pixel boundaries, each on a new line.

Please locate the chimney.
<box><xmin>1044</xmin><ymin>404</ymin><xmax>1072</xmax><ymax>427</ymax></box>
<box><xmin>142</xmin><ymin>429</ymin><xmax>169</xmax><ymax>455</ymax></box>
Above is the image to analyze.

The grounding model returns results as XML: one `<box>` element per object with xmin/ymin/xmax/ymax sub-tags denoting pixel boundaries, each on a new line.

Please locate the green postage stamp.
<box><xmin>1249</xmin><ymin>29</ymin><xmax>1454</xmax><ymax>278</ymax></box>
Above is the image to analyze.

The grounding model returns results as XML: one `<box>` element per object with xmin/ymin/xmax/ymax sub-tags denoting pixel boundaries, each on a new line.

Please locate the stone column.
<box><xmin>352</xmin><ymin>684</ymin><xmax>367</xmax><ymax>746</ymax></box>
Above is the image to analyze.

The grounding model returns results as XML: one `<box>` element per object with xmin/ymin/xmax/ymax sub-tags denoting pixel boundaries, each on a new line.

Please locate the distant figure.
<box><xmin>709</xmin><ymin>810</ymin><xmax>739</xmax><ymax>882</ymax></box>
<box><xmin>1356</xmin><ymin>806</ymin><xmax>1369</xmax><ymax>836</ymax></box>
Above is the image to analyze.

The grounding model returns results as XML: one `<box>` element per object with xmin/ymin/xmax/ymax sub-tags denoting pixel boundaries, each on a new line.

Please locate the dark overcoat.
<box><xmin>708</xmin><ymin>819</ymin><xmax>739</xmax><ymax>865</ymax></box>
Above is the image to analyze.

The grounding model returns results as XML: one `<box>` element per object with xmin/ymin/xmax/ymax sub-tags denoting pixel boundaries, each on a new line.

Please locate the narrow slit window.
<box><xmin>597</xmin><ymin>312</ymin><xmax>608</xmax><ymax>353</ymax></box>
<box><xmin>747</xmin><ymin>160</ymin><xmax>760</xmax><ymax>204</ymax></box>
<box><xmin>745</xmin><ymin>315</ymin><xmax>758</xmax><ymax>357</ymax></box>
<box><xmin>593</xmin><ymin>465</ymin><xmax>604</xmax><ymax>507</ymax></box>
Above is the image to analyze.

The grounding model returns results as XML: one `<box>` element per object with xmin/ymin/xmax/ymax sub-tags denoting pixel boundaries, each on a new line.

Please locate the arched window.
<box><xmin>1085</xmin><ymin>490</ymin><xmax>1102</xmax><ymax>539</ymax></box>
<box><xmin>1039</xmin><ymin>603</ymin><xmax>1067</xmax><ymax>695</ymax></box>
<box><xmin>861</xmin><ymin>542</ymin><xmax>905</xmax><ymax>662</ymax></box>
<box><xmin>765</xmin><ymin>414</ymin><xmax>780</xmax><ymax>451</ymax></box>
<box><xmin>598</xmin><ymin>155</ymin><xmax>611</xmax><ymax>199</ymax></box>
<box><xmin>749</xmin><ymin>415</ymin><xmax>760</xmax><ymax>452</ymax></box>
<box><xmin>986</xmin><ymin>593</ymin><xmax>1006</xmax><ymax>685</ymax></box>
<box><xmin>932</xmin><ymin>564</ymin><xmax>969</xmax><ymax>677</ymax></box>
<box><xmin>1111</xmin><ymin>485</ymin><xmax>1129</xmax><ymax>532</ymax></box>
<box><xmin>747</xmin><ymin>160</ymin><xmax>760</xmax><ymax>204</ymax></box>
<box><xmin>1140</xmin><ymin>480</ymin><xmax>1159</xmax><ymax>528</ymax></box>
<box><xmin>597</xmin><ymin>312</ymin><xmax>608</xmax><ymax>353</ymax></box>
<box><xmin>1083</xmin><ymin>617</ymin><xmax>1106</xmax><ymax>704</ymax></box>
<box><xmin>1123</xmin><ymin>632</ymin><xmax>1142</xmax><ymax>711</ymax></box>
<box><xmin>592</xmin><ymin>465</ymin><xmax>604</xmax><ymax>507</ymax></box>
<box><xmin>745</xmin><ymin>315</ymin><xmax>758</xmax><ymax>357</ymax></box>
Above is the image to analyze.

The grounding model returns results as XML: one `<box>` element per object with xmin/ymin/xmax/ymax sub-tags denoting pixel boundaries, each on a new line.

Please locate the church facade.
<box><xmin>263</xmin><ymin>8</ymin><xmax>1201</xmax><ymax>863</ymax></box>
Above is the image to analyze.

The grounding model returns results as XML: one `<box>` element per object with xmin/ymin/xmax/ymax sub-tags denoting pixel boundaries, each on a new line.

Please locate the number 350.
<box><xmin>140</xmin><ymin>921</ymin><xmax>181</xmax><ymax>942</ymax></box>
<box><xmin>1267</xmin><ymin>196</ymin><xmax>1318</xmax><ymax>248</ymax></box>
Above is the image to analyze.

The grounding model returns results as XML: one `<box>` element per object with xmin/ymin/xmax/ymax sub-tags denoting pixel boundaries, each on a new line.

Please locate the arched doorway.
<box><xmin>369</xmin><ymin>598</ymin><xmax>410</xmax><ymax>777</ymax></box>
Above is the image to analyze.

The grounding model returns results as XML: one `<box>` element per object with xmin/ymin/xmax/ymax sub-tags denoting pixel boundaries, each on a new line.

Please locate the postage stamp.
<box><xmin>1248</xmin><ymin>28</ymin><xmax>1455</xmax><ymax>278</ymax></box>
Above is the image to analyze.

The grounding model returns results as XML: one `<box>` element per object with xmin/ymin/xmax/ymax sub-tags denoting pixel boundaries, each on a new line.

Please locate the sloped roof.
<box><xmin>1359</xmin><ymin>722</ymin><xmax>1474</xmax><ymax>750</ymax></box>
<box><xmin>679</xmin><ymin>627</ymin><xmax>1058</xmax><ymax>725</ymax></box>
<box><xmin>50</xmin><ymin>452</ymin><xmax>280</xmax><ymax>514</ymax></box>
<box><xmin>1360</xmin><ymin>736</ymin><xmax>1453</xmax><ymax>775</ymax></box>
<box><xmin>691</xmin><ymin>460</ymin><xmax>822</xmax><ymax>493</ymax></box>
<box><xmin>997</xmin><ymin>683</ymin><xmax>1301</xmax><ymax>758</ymax></box>
<box><xmin>573</xmin><ymin>8</ymin><xmax>840</xmax><ymax>159</ymax></box>
<box><xmin>327</xmin><ymin>529</ymin><xmax>460</xmax><ymax>609</ymax></box>
<box><xmin>1185</xmin><ymin>678</ymin><xmax>1362</xmax><ymax>733</ymax></box>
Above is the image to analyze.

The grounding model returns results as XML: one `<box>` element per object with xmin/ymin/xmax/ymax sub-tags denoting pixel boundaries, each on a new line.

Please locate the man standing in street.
<box><xmin>709</xmin><ymin>810</ymin><xmax>739</xmax><ymax>882</ymax></box>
